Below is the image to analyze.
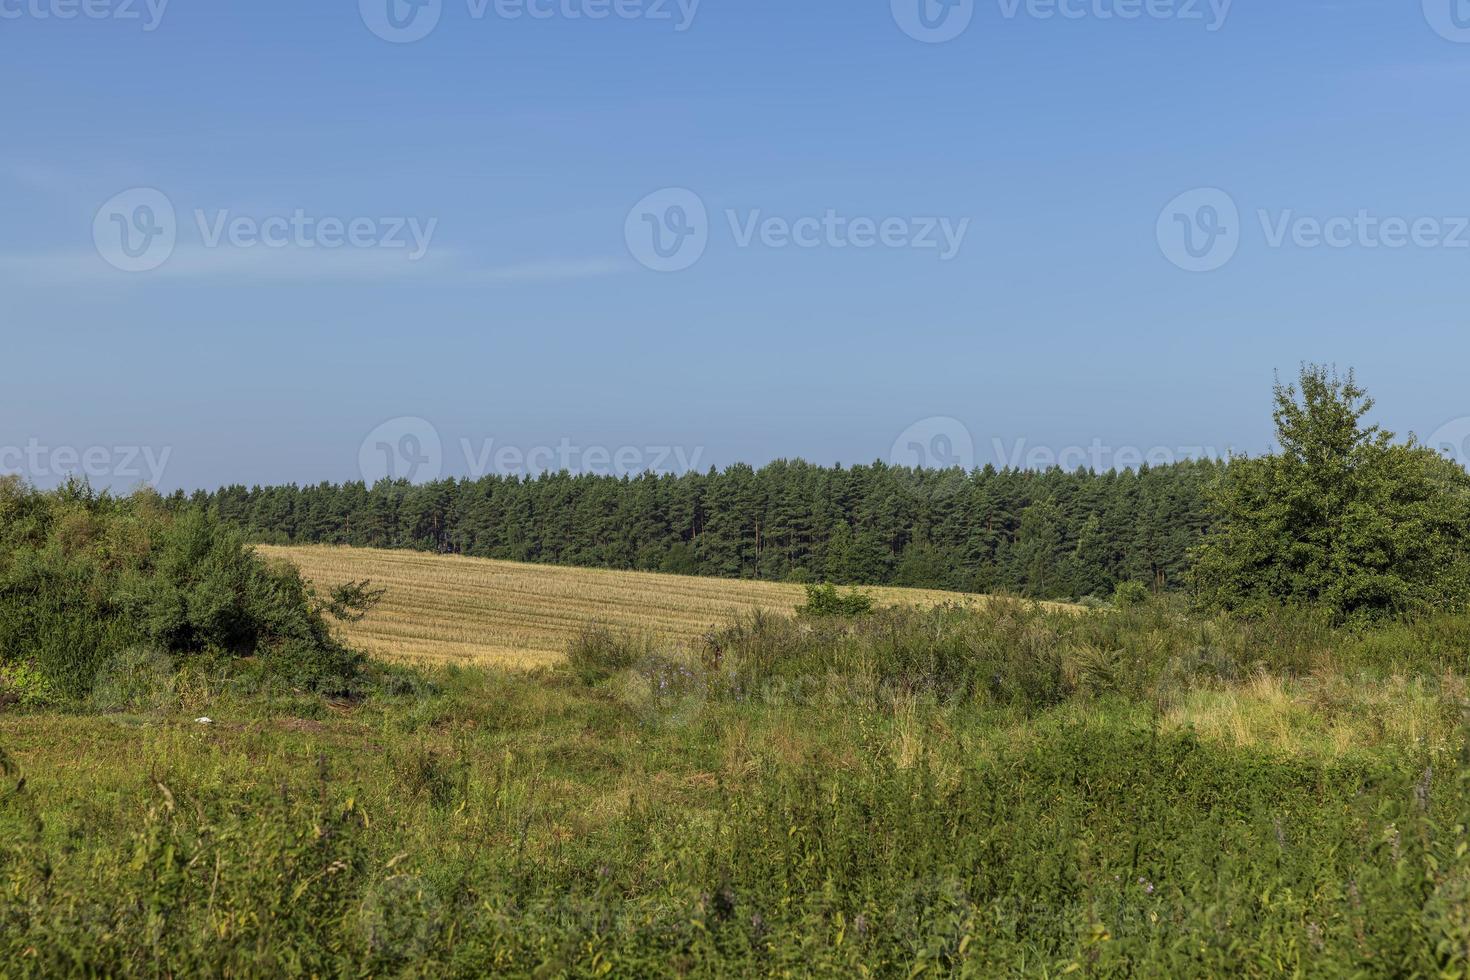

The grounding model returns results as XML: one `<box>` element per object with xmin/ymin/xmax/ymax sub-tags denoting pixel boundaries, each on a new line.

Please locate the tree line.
<box><xmin>187</xmin><ymin>459</ymin><xmax>1218</xmax><ymax>601</ymax></box>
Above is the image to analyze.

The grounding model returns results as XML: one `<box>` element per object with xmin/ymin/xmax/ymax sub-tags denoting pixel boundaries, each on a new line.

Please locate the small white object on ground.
<box><xmin>195</xmin><ymin>717</ymin><xmax>213</xmax><ymax>725</ymax></box>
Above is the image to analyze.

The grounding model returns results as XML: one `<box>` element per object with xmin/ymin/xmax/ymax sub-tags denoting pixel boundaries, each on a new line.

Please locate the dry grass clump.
<box><xmin>1161</xmin><ymin>670</ymin><xmax>1469</xmax><ymax>760</ymax></box>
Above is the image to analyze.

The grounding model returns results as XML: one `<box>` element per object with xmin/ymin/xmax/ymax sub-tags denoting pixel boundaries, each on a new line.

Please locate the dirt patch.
<box><xmin>276</xmin><ymin>717</ymin><xmax>329</xmax><ymax>734</ymax></box>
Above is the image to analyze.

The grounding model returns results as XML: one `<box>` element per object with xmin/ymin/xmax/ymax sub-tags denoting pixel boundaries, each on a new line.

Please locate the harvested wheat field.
<box><xmin>259</xmin><ymin>544</ymin><xmax>1000</xmax><ymax>668</ymax></box>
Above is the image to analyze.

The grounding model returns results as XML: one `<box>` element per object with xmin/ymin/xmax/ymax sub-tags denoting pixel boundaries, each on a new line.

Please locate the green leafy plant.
<box><xmin>0</xmin><ymin>660</ymin><xmax>58</xmax><ymax>707</ymax></box>
<box><xmin>321</xmin><ymin>580</ymin><xmax>387</xmax><ymax>623</ymax></box>
<box><xmin>1113</xmin><ymin>581</ymin><xmax>1151</xmax><ymax>608</ymax></box>
<box><xmin>797</xmin><ymin>583</ymin><xmax>875</xmax><ymax>618</ymax></box>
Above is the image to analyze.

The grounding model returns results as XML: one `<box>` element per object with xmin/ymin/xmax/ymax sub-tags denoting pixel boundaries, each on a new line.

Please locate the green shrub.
<box><xmin>322</xmin><ymin>580</ymin><xmax>388</xmax><ymax>623</ymax></box>
<box><xmin>797</xmin><ymin>583</ymin><xmax>875</xmax><ymax>618</ymax></box>
<box><xmin>0</xmin><ymin>481</ymin><xmax>367</xmax><ymax>702</ymax></box>
<box><xmin>0</xmin><ymin>659</ymin><xmax>58</xmax><ymax>707</ymax></box>
<box><xmin>1113</xmin><ymin>581</ymin><xmax>1151</xmax><ymax>608</ymax></box>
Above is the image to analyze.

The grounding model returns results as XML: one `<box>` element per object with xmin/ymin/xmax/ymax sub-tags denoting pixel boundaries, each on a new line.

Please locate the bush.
<box><xmin>1113</xmin><ymin>581</ymin><xmax>1151</xmax><ymax>608</ymax></box>
<box><xmin>0</xmin><ymin>480</ymin><xmax>367</xmax><ymax>702</ymax></box>
<box><xmin>797</xmin><ymin>583</ymin><xmax>875</xmax><ymax>618</ymax></box>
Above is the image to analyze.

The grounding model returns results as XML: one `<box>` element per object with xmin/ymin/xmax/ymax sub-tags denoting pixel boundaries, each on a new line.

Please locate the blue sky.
<box><xmin>3</xmin><ymin>0</ymin><xmax>1470</xmax><ymax>490</ymax></box>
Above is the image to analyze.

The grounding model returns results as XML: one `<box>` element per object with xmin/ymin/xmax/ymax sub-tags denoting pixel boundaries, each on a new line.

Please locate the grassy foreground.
<box><xmin>5</xmin><ymin>598</ymin><xmax>1470</xmax><ymax>976</ymax></box>
<box><xmin>261</xmin><ymin>544</ymin><xmax>1013</xmax><ymax>668</ymax></box>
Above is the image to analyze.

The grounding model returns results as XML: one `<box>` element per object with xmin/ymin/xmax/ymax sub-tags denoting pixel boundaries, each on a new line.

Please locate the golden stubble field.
<box><xmin>260</xmin><ymin>544</ymin><xmax>998</xmax><ymax>668</ymax></box>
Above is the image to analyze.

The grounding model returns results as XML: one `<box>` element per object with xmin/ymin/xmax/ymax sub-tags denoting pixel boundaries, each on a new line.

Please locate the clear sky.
<box><xmin>4</xmin><ymin>0</ymin><xmax>1470</xmax><ymax>491</ymax></box>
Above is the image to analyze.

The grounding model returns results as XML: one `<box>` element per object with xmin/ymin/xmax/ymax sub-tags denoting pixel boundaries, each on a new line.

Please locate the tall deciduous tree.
<box><xmin>1194</xmin><ymin>366</ymin><xmax>1470</xmax><ymax>618</ymax></box>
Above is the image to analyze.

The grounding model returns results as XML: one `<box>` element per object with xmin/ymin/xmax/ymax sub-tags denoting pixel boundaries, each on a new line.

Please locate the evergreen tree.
<box><xmin>191</xmin><ymin>448</ymin><xmax>1222</xmax><ymax>598</ymax></box>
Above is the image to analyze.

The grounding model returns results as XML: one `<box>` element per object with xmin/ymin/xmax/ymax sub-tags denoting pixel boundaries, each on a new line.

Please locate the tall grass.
<box><xmin>668</xmin><ymin>598</ymin><xmax>1470</xmax><ymax>713</ymax></box>
<box><xmin>2</xmin><ymin>664</ymin><xmax>1467</xmax><ymax>976</ymax></box>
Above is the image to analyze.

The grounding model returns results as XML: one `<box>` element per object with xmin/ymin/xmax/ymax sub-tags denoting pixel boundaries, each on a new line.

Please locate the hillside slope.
<box><xmin>260</xmin><ymin>544</ymin><xmax>1010</xmax><ymax>667</ymax></box>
